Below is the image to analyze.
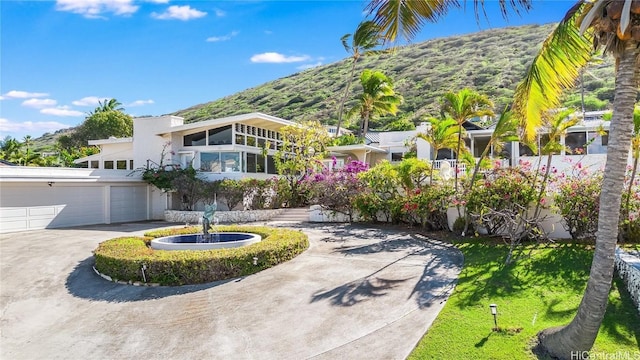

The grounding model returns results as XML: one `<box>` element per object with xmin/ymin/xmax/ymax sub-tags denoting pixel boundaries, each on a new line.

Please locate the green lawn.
<box><xmin>409</xmin><ymin>241</ymin><xmax>640</xmax><ymax>359</ymax></box>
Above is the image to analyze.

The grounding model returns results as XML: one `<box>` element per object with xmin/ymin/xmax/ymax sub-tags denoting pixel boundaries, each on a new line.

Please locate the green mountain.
<box><xmin>172</xmin><ymin>23</ymin><xmax>615</xmax><ymax>130</ymax></box>
<box><xmin>33</xmin><ymin>23</ymin><xmax>616</xmax><ymax>151</ymax></box>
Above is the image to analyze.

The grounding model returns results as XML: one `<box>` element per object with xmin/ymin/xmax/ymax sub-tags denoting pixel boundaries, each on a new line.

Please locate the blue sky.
<box><xmin>0</xmin><ymin>0</ymin><xmax>573</xmax><ymax>140</ymax></box>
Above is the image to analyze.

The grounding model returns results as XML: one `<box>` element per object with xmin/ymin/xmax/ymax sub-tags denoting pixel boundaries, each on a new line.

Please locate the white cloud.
<box><xmin>0</xmin><ymin>118</ymin><xmax>72</xmax><ymax>134</ymax></box>
<box><xmin>72</xmin><ymin>96</ymin><xmax>107</xmax><ymax>106</ymax></box>
<box><xmin>151</xmin><ymin>5</ymin><xmax>206</xmax><ymax>20</ymax></box>
<box><xmin>128</xmin><ymin>99</ymin><xmax>154</xmax><ymax>107</ymax></box>
<box><xmin>250</xmin><ymin>52</ymin><xmax>310</xmax><ymax>64</ymax></box>
<box><xmin>214</xmin><ymin>8</ymin><xmax>225</xmax><ymax>17</ymax></box>
<box><xmin>21</xmin><ymin>98</ymin><xmax>58</xmax><ymax>108</ymax></box>
<box><xmin>56</xmin><ymin>0</ymin><xmax>139</xmax><ymax>19</ymax></box>
<box><xmin>40</xmin><ymin>106</ymin><xmax>85</xmax><ymax>117</ymax></box>
<box><xmin>297</xmin><ymin>62</ymin><xmax>323</xmax><ymax>70</ymax></box>
<box><xmin>146</xmin><ymin>0</ymin><xmax>169</xmax><ymax>3</ymax></box>
<box><xmin>2</xmin><ymin>90</ymin><xmax>50</xmax><ymax>99</ymax></box>
<box><xmin>206</xmin><ymin>31</ymin><xmax>238</xmax><ymax>42</ymax></box>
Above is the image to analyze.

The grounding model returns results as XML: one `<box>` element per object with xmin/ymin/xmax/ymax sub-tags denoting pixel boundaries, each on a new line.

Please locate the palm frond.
<box><xmin>365</xmin><ymin>0</ymin><xmax>451</xmax><ymax>43</ymax></box>
<box><xmin>512</xmin><ymin>2</ymin><xmax>593</xmax><ymax>143</ymax></box>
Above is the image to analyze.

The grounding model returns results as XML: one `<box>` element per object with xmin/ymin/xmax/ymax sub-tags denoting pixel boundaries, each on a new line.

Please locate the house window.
<box><xmin>473</xmin><ymin>137</ymin><xmax>491</xmax><ymax>158</ymax></box>
<box><xmin>116</xmin><ymin>160</ymin><xmax>127</xmax><ymax>170</ymax></box>
<box><xmin>221</xmin><ymin>152</ymin><xmax>240</xmax><ymax>172</ymax></box>
<box><xmin>540</xmin><ymin>134</ymin><xmax>560</xmax><ymax>155</ymax></box>
<box><xmin>565</xmin><ymin>132</ymin><xmax>587</xmax><ymax>155</ymax></box>
<box><xmin>391</xmin><ymin>152</ymin><xmax>404</xmax><ymax>162</ymax></box>
<box><xmin>519</xmin><ymin>143</ymin><xmax>535</xmax><ymax>156</ymax></box>
<box><xmin>235</xmin><ymin>134</ymin><xmax>245</xmax><ymax>146</ymax></box>
<box><xmin>267</xmin><ymin>155</ymin><xmax>277</xmax><ymax>174</ymax></box>
<box><xmin>90</xmin><ymin>161</ymin><xmax>99</xmax><ymax>169</ymax></box>
<box><xmin>184</xmin><ymin>131</ymin><xmax>206</xmax><ymax>146</ymax></box>
<box><xmin>208</xmin><ymin>125</ymin><xmax>232</xmax><ymax>145</ymax></box>
<box><xmin>246</xmin><ymin>153</ymin><xmax>258</xmax><ymax>173</ymax></box>
<box><xmin>179</xmin><ymin>152</ymin><xmax>194</xmax><ymax>168</ymax></box>
<box><xmin>200</xmin><ymin>152</ymin><xmax>221</xmax><ymax>172</ymax></box>
<box><xmin>247</xmin><ymin>136</ymin><xmax>256</xmax><ymax>147</ymax></box>
<box><xmin>104</xmin><ymin>161</ymin><xmax>114</xmax><ymax>169</ymax></box>
<box><xmin>129</xmin><ymin>160</ymin><xmax>134</xmax><ymax>169</ymax></box>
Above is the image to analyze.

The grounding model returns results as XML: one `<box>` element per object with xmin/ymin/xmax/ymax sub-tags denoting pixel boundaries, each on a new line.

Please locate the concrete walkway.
<box><xmin>0</xmin><ymin>222</ymin><xmax>463</xmax><ymax>360</ymax></box>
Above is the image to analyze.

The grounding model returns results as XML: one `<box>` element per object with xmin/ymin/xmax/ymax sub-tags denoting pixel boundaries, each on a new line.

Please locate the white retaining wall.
<box><xmin>615</xmin><ymin>248</ymin><xmax>640</xmax><ymax>313</ymax></box>
<box><xmin>165</xmin><ymin>209</ymin><xmax>284</xmax><ymax>224</ymax></box>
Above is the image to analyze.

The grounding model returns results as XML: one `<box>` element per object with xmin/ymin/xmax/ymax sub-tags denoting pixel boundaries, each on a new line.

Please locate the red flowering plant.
<box><xmin>402</xmin><ymin>184</ymin><xmax>455</xmax><ymax>230</ymax></box>
<box><xmin>305</xmin><ymin>159</ymin><xmax>368</xmax><ymax>222</ymax></box>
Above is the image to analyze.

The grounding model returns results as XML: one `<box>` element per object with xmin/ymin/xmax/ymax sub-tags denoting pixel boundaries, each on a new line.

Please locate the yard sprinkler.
<box><xmin>489</xmin><ymin>304</ymin><xmax>498</xmax><ymax>330</ymax></box>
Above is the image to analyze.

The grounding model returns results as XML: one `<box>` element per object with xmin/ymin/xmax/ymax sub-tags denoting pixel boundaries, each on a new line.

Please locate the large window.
<box><xmin>208</xmin><ymin>125</ymin><xmax>232</xmax><ymax>145</ymax></box>
<box><xmin>200</xmin><ymin>152</ymin><xmax>221</xmax><ymax>172</ymax></box>
<box><xmin>184</xmin><ymin>131</ymin><xmax>206</xmax><ymax>146</ymax></box>
<box><xmin>201</xmin><ymin>152</ymin><xmax>241</xmax><ymax>172</ymax></box>
<box><xmin>267</xmin><ymin>155</ymin><xmax>277</xmax><ymax>174</ymax></box>
<box><xmin>473</xmin><ymin>137</ymin><xmax>490</xmax><ymax>158</ymax></box>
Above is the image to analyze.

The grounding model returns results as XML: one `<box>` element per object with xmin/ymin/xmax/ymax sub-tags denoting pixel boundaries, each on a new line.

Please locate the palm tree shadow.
<box><xmin>311</xmin><ymin>276</ymin><xmax>412</xmax><ymax>306</ymax></box>
<box><xmin>65</xmin><ymin>257</ymin><xmax>231</xmax><ymax>303</ymax></box>
<box><xmin>599</xmin><ymin>275</ymin><xmax>640</xmax><ymax>347</ymax></box>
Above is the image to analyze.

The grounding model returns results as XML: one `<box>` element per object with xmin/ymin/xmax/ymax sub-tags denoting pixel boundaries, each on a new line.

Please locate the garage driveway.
<box><xmin>0</xmin><ymin>222</ymin><xmax>463</xmax><ymax>360</ymax></box>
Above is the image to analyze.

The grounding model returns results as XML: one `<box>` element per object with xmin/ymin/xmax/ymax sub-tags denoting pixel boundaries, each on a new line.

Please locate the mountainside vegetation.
<box><xmin>28</xmin><ymin>23</ymin><xmax>617</xmax><ymax>151</ymax></box>
<box><xmin>173</xmin><ymin>23</ymin><xmax>616</xmax><ymax>130</ymax></box>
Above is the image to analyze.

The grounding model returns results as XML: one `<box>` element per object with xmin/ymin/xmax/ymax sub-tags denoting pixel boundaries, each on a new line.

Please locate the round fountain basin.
<box><xmin>150</xmin><ymin>233</ymin><xmax>261</xmax><ymax>251</ymax></box>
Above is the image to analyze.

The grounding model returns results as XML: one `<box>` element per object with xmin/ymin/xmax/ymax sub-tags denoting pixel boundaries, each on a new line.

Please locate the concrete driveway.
<box><xmin>0</xmin><ymin>222</ymin><xmax>463</xmax><ymax>360</ymax></box>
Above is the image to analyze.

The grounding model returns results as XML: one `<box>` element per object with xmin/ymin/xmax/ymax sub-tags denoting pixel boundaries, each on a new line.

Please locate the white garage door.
<box><xmin>0</xmin><ymin>183</ymin><xmax>105</xmax><ymax>232</ymax></box>
<box><xmin>110</xmin><ymin>186</ymin><xmax>148</xmax><ymax>223</ymax></box>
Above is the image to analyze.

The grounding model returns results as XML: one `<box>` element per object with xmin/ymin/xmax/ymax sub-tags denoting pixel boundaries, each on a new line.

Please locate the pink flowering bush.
<box><xmin>402</xmin><ymin>185</ymin><xmax>455</xmax><ymax>230</ymax></box>
<box><xmin>464</xmin><ymin>166</ymin><xmax>538</xmax><ymax>235</ymax></box>
<box><xmin>305</xmin><ymin>159</ymin><xmax>368</xmax><ymax>222</ymax></box>
<box><xmin>553</xmin><ymin>174</ymin><xmax>602</xmax><ymax>241</ymax></box>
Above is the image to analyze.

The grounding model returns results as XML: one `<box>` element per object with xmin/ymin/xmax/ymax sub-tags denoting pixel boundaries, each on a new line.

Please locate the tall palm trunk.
<box><xmin>335</xmin><ymin>59</ymin><xmax>358</xmax><ymax>138</ymax></box>
<box><xmin>454</xmin><ymin>125</ymin><xmax>463</xmax><ymax>192</ymax></box>
<box><xmin>537</xmin><ymin>42</ymin><xmax>639</xmax><ymax>359</ymax></box>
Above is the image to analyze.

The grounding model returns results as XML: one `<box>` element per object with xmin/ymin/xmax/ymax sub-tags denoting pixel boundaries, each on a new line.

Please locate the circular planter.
<box><xmin>150</xmin><ymin>232</ymin><xmax>261</xmax><ymax>250</ymax></box>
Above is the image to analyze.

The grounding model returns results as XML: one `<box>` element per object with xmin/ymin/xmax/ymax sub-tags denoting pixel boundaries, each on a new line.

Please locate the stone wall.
<box><xmin>615</xmin><ymin>248</ymin><xmax>640</xmax><ymax>313</ymax></box>
<box><xmin>165</xmin><ymin>209</ymin><xmax>284</xmax><ymax>224</ymax></box>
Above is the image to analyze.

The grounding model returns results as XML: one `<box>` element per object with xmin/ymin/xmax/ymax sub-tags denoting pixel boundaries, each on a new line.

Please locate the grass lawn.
<box><xmin>409</xmin><ymin>240</ymin><xmax>640</xmax><ymax>359</ymax></box>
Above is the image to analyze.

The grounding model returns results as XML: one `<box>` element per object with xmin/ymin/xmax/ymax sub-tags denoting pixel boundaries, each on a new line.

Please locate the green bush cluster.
<box><xmin>94</xmin><ymin>225</ymin><xmax>309</xmax><ymax>286</ymax></box>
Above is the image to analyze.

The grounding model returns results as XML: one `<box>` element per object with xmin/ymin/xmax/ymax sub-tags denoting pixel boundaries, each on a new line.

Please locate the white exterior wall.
<box><xmin>133</xmin><ymin>115</ymin><xmax>182</xmax><ymax>169</ymax></box>
<box><xmin>0</xmin><ymin>167</ymin><xmax>166</xmax><ymax>233</ymax></box>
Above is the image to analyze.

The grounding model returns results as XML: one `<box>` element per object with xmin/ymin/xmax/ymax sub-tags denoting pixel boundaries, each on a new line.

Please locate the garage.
<box><xmin>0</xmin><ymin>183</ymin><xmax>105</xmax><ymax>232</ymax></box>
<box><xmin>0</xmin><ymin>167</ymin><xmax>165</xmax><ymax>233</ymax></box>
<box><xmin>110</xmin><ymin>186</ymin><xmax>148</xmax><ymax>223</ymax></box>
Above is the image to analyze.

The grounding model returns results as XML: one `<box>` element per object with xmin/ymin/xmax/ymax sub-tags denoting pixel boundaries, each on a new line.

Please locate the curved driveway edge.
<box><xmin>0</xmin><ymin>222</ymin><xmax>463</xmax><ymax>359</ymax></box>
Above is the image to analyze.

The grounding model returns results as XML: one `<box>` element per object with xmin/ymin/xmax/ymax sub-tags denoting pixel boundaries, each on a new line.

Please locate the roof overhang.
<box><xmin>88</xmin><ymin>137</ymin><xmax>133</xmax><ymax>145</ymax></box>
<box><xmin>328</xmin><ymin>144</ymin><xmax>387</xmax><ymax>153</ymax></box>
<box><xmin>155</xmin><ymin>112</ymin><xmax>297</xmax><ymax>135</ymax></box>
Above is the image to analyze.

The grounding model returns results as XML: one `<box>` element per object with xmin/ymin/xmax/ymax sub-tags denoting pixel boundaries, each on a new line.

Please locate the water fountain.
<box><xmin>150</xmin><ymin>196</ymin><xmax>261</xmax><ymax>251</ymax></box>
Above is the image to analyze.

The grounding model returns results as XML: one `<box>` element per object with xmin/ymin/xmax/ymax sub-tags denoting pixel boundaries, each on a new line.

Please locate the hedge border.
<box><xmin>93</xmin><ymin>225</ymin><xmax>309</xmax><ymax>286</ymax></box>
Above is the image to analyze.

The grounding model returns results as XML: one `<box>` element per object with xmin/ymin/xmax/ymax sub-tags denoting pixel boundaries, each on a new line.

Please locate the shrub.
<box><xmin>219</xmin><ymin>179</ymin><xmax>244</xmax><ymax>210</ymax></box>
<box><xmin>402</xmin><ymin>184</ymin><xmax>454</xmax><ymax>230</ymax></box>
<box><xmin>465</xmin><ymin>167</ymin><xmax>538</xmax><ymax>235</ymax></box>
<box><xmin>554</xmin><ymin>175</ymin><xmax>602</xmax><ymax>241</ymax></box>
<box><xmin>306</xmin><ymin>159</ymin><xmax>368</xmax><ymax>222</ymax></box>
<box><xmin>94</xmin><ymin>225</ymin><xmax>309</xmax><ymax>286</ymax></box>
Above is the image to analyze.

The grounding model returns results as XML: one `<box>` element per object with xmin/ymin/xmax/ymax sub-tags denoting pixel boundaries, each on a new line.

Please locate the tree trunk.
<box><xmin>335</xmin><ymin>59</ymin><xmax>358</xmax><ymax>138</ymax></box>
<box><xmin>536</xmin><ymin>42</ymin><xmax>639</xmax><ymax>359</ymax></box>
<box><xmin>454</xmin><ymin>124</ymin><xmax>463</xmax><ymax>192</ymax></box>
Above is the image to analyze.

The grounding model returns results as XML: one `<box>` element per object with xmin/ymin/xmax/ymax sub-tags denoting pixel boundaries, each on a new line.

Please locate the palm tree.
<box><xmin>366</xmin><ymin>0</ymin><xmax>639</xmax><ymax>357</ymax></box>
<box><xmin>531</xmin><ymin>108</ymin><xmax>580</xmax><ymax>219</ymax></box>
<box><xmin>346</xmin><ymin>69</ymin><xmax>402</xmax><ymax>140</ymax></box>
<box><xmin>440</xmin><ymin>89</ymin><xmax>494</xmax><ymax>192</ymax></box>
<box><xmin>466</xmin><ymin>109</ymin><xmax>519</xmax><ymax>193</ymax></box>
<box><xmin>416</xmin><ymin>116</ymin><xmax>460</xmax><ymax>184</ymax></box>
<box><xmin>89</xmin><ymin>98</ymin><xmax>124</xmax><ymax>116</ymax></box>
<box><xmin>335</xmin><ymin>21</ymin><xmax>386</xmax><ymax>138</ymax></box>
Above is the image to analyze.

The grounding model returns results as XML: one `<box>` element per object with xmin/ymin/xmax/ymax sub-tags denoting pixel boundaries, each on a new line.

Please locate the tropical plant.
<box><xmin>274</xmin><ymin>120</ymin><xmax>329</xmax><ymax>207</ymax></box>
<box><xmin>554</xmin><ymin>174</ymin><xmax>602</xmax><ymax>241</ymax></box>
<box><xmin>531</xmin><ymin>108</ymin><xmax>581</xmax><ymax>219</ymax></box>
<box><xmin>416</xmin><ymin>116</ymin><xmax>460</xmax><ymax>184</ymax></box>
<box><xmin>346</xmin><ymin>69</ymin><xmax>403</xmax><ymax>139</ymax></box>
<box><xmin>335</xmin><ymin>20</ymin><xmax>386</xmax><ymax>138</ymax></box>
<box><xmin>440</xmin><ymin>88</ymin><xmax>495</xmax><ymax>191</ymax></box>
<box><xmin>365</xmin><ymin>0</ymin><xmax>639</xmax><ymax>356</ymax></box>
<box><xmin>88</xmin><ymin>98</ymin><xmax>124</xmax><ymax>115</ymax></box>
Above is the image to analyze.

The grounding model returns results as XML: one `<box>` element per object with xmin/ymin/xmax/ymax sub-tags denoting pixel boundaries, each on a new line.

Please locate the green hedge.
<box><xmin>94</xmin><ymin>225</ymin><xmax>309</xmax><ymax>286</ymax></box>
